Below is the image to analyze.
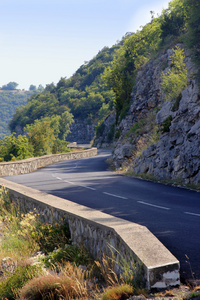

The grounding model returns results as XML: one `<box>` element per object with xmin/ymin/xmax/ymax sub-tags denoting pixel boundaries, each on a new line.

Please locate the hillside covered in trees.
<box><xmin>0</xmin><ymin>90</ymin><xmax>33</xmax><ymax>139</ymax></box>
<box><xmin>7</xmin><ymin>0</ymin><xmax>200</xmax><ymax>184</ymax></box>
<box><xmin>9</xmin><ymin>43</ymin><xmax>123</xmax><ymax>134</ymax></box>
<box><xmin>0</xmin><ymin>81</ymin><xmax>45</xmax><ymax>140</ymax></box>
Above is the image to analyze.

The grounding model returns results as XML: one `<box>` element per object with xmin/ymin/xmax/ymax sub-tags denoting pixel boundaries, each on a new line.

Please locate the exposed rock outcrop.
<box><xmin>66</xmin><ymin>119</ymin><xmax>95</xmax><ymax>144</ymax></box>
<box><xmin>111</xmin><ymin>47</ymin><xmax>200</xmax><ymax>185</ymax></box>
<box><xmin>93</xmin><ymin>111</ymin><xmax>116</xmax><ymax>148</ymax></box>
<box><xmin>0</xmin><ymin>257</ymin><xmax>16</xmax><ymax>277</ymax></box>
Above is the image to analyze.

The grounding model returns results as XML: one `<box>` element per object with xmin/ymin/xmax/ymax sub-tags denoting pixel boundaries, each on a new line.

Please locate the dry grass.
<box><xmin>95</xmin><ymin>251</ymin><xmax>147</xmax><ymax>299</ymax></box>
<box><xmin>19</xmin><ymin>262</ymin><xmax>90</xmax><ymax>300</ymax></box>
<box><xmin>101</xmin><ymin>284</ymin><xmax>133</xmax><ymax>300</ymax></box>
<box><xmin>95</xmin><ymin>254</ymin><xmax>120</xmax><ymax>287</ymax></box>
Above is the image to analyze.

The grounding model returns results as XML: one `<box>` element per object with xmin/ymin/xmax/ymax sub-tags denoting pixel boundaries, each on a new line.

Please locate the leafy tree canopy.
<box><xmin>0</xmin><ymin>91</ymin><xmax>33</xmax><ymax>139</ymax></box>
<box><xmin>29</xmin><ymin>85</ymin><xmax>37</xmax><ymax>91</ymax></box>
<box><xmin>0</xmin><ymin>134</ymin><xmax>33</xmax><ymax>162</ymax></box>
<box><xmin>1</xmin><ymin>82</ymin><xmax>18</xmax><ymax>90</ymax></box>
<box><xmin>184</xmin><ymin>0</ymin><xmax>200</xmax><ymax>77</ymax></box>
<box><xmin>24</xmin><ymin>112</ymin><xmax>73</xmax><ymax>157</ymax></box>
<box><xmin>25</xmin><ymin>119</ymin><xmax>56</xmax><ymax>157</ymax></box>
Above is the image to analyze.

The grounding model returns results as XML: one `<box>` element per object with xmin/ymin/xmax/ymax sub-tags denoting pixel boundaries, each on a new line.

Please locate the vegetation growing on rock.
<box><xmin>0</xmin><ymin>187</ymin><xmax>147</xmax><ymax>299</ymax></box>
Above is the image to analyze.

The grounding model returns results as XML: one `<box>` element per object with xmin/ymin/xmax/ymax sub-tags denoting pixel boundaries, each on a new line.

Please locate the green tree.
<box><xmin>0</xmin><ymin>134</ymin><xmax>33</xmax><ymax>162</ymax></box>
<box><xmin>161</xmin><ymin>46</ymin><xmax>188</xmax><ymax>101</ymax></box>
<box><xmin>52</xmin><ymin>139</ymin><xmax>70</xmax><ymax>154</ymax></box>
<box><xmin>1</xmin><ymin>82</ymin><xmax>18</xmax><ymax>90</ymax></box>
<box><xmin>29</xmin><ymin>85</ymin><xmax>37</xmax><ymax>91</ymax></box>
<box><xmin>159</xmin><ymin>0</ymin><xmax>188</xmax><ymax>42</ymax></box>
<box><xmin>24</xmin><ymin>111</ymin><xmax>73</xmax><ymax>156</ymax></box>
<box><xmin>37</xmin><ymin>84</ymin><xmax>44</xmax><ymax>91</ymax></box>
<box><xmin>29</xmin><ymin>84</ymin><xmax>37</xmax><ymax>92</ymax></box>
<box><xmin>25</xmin><ymin>119</ymin><xmax>56</xmax><ymax>157</ymax></box>
<box><xmin>58</xmin><ymin>110</ymin><xmax>74</xmax><ymax>140</ymax></box>
<box><xmin>103</xmin><ymin>38</ymin><xmax>135</xmax><ymax>122</ymax></box>
<box><xmin>45</xmin><ymin>82</ymin><xmax>56</xmax><ymax>92</ymax></box>
<box><xmin>185</xmin><ymin>0</ymin><xmax>200</xmax><ymax>66</ymax></box>
<box><xmin>98</xmin><ymin>103</ymin><xmax>110</xmax><ymax>120</ymax></box>
<box><xmin>40</xmin><ymin>113</ymin><xmax>74</xmax><ymax>141</ymax></box>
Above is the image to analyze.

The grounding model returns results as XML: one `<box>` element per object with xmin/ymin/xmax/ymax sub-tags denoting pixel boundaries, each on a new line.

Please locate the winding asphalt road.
<box><xmin>4</xmin><ymin>149</ymin><xmax>200</xmax><ymax>282</ymax></box>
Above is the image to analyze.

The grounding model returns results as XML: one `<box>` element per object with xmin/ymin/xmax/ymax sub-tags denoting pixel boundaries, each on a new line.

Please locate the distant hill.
<box><xmin>0</xmin><ymin>90</ymin><xmax>33</xmax><ymax>139</ymax></box>
<box><xmin>9</xmin><ymin>42</ymin><xmax>124</xmax><ymax>135</ymax></box>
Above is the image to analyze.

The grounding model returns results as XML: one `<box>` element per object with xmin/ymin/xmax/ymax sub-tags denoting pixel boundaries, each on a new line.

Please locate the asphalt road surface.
<box><xmin>4</xmin><ymin>149</ymin><xmax>200</xmax><ymax>283</ymax></box>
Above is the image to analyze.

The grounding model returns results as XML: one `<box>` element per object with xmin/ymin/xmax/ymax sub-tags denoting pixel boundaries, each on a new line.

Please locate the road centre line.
<box><xmin>53</xmin><ymin>174</ymin><xmax>97</xmax><ymax>190</ymax></box>
<box><xmin>103</xmin><ymin>192</ymin><xmax>128</xmax><ymax>200</ymax></box>
<box><xmin>51</xmin><ymin>175</ymin><xmax>200</xmax><ymax>217</ymax></box>
<box><xmin>184</xmin><ymin>212</ymin><xmax>200</xmax><ymax>217</ymax></box>
<box><xmin>64</xmin><ymin>180</ymin><xmax>75</xmax><ymax>185</ymax></box>
<box><xmin>138</xmin><ymin>201</ymin><xmax>170</xmax><ymax>210</ymax></box>
<box><xmin>82</xmin><ymin>186</ymin><xmax>96</xmax><ymax>191</ymax></box>
<box><xmin>64</xmin><ymin>179</ymin><xmax>96</xmax><ymax>190</ymax></box>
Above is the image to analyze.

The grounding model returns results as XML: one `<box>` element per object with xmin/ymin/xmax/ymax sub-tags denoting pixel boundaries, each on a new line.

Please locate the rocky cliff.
<box><xmin>101</xmin><ymin>45</ymin><xmax>200</xmax><ymax>186</ymax></box>
<box><xmin>66</xmin><ymin>119</ymin><xmax>95</xmax><ymax>144</ymax></box>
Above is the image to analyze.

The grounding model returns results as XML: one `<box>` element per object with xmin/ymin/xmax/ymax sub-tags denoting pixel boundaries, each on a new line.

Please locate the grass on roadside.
<box><xmin>0</xmin><ymin>186</ymin><xmax>146</xmax><ymax>299</ymax></box>
<box><xmin>19</xmin><ymin>263</ymin><xmax>90</xmax><ymax>300</ymax></box>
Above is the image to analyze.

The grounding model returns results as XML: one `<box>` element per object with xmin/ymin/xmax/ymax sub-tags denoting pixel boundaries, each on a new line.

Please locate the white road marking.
<box><xmin>51</xmin><ymin>175</ymin><xmax>200</xmax><ymax>217</ymax></box>
<box><xmin>64</xmin><ymin>179</ymin><xmax>96</xmax><ymax>190</ymax></box>
<box><xmin>103</xmin><ymin>192</ymin><xmax>128</xmax><ymax>200</ymax></box>
<box><xmin>64</xmin><ymin>180</ymin><xmax>75</xmax><ymax>185</ymax></box>
<box><xmin>138</xmin><ymin>201</ymin><xmax>170</xmax><ymax>210</ymax></box>
<box><xmin>83</xmin><ymin>186</ymin><xmax>96</xmax><ymax>191</ymax></box>
<box><xmin>184</xmin><ymin>212</ymin><xmax>200</xmax><ymax>217</ymax></box>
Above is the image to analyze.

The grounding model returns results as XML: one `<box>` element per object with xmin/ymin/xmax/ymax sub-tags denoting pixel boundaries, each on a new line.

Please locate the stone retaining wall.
<box><xmin>0</xmin><ymin>177</ymin><xmax>180</xmax><ymax>290</ymax></box>
<box><xmin>0</xmin><ymin>148</ymin><xmax>97</xmax><ymax>176</ymax></box>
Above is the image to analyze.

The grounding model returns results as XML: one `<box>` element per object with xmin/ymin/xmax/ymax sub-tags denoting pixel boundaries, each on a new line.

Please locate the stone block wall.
<box><xmin>0</xmin><ymin>177</ymin><xmax>180</xmax><ymax>290</ymax></box>
<box><xmin>0</xmin><ymin>148</ymin><xmax>97</xmax><ymax>176</ymax></box>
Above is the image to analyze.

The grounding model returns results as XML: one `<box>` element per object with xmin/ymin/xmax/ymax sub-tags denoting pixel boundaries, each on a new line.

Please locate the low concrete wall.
<box><xmin>0</xmin><ymin>177</ymin><xmax>180</xmax><ymax>290</ymax></box>
<box><xmin>0</xmin><ymin>148</ymin><xmax>97</xmax><ymax>176</ymax></box>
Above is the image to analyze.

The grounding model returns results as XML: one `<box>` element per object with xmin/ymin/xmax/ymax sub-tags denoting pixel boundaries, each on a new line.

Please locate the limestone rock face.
<box><xmin>112</xmin><ymin>47</ymin><xmax>200</xmax><ymax>185</ymax></box>
<box><xmin>66</xmin><ymin>119</ymin><xmax>95</xmax><ymax>144</ymax></box>
<box><xmin>93</xmin><ymin>111</ymin><xmax>116</xmax><ymax>148</ymax></box>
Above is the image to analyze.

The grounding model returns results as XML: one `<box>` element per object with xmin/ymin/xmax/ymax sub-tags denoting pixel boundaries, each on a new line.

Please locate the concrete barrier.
<box><xmin>0</xmin><ymin>148</ymin><xmax>97</xmax><ymax>176</ymax></box>
<box><xmin>67</xmin><ymin>142</ymin><xmax>77</xmax><ymax>148</ymax></box>
<box><xmin>0</xmin><ymin>177</ymin><xmax>180</xmax><ymax>290</ymax></box>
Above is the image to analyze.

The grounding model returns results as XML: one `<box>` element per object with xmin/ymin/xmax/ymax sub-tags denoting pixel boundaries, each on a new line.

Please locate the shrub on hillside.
<box><xmin>19</xmin><ymin>264</ymin><xmax>89</xmax><ymax>300</ymax></box>
<box><xmin>42</xmin><ymin>244</ymin><xmax>93</xmax><ymax>270</ymax></box>
<box><xmin>161</xmin><ymin>46</ymin><xmax>187</xmax><ymax>101</ymax></box>
<box><xmin>0</xmin><ymin>265</ymin><xmax>43</xmax><ymax>300</ymax></box>
<box><xmin>102</xmin><ymin>284</ymin><xmax>134</xmax><ymax>300</ymax></box>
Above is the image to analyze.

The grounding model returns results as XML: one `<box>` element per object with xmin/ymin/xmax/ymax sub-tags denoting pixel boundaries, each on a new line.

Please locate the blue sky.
<box><xmin>0</xmin><ymin>0</ymin><xmax>170</xmax><ymax>90</ymax></box>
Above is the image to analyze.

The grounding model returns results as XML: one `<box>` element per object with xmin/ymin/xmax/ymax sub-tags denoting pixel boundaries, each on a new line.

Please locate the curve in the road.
<box><xmin>3</xmin><ymin>149</ymin><xmax>200</xmax><ymax>283</ymax></box>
